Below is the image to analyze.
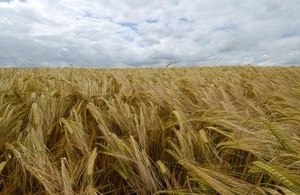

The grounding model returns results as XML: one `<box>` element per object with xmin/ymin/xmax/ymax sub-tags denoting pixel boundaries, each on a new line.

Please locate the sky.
<box><xmin>0</xmin><ymin>0</ymin><xmax>299</xmax><ymax>68</ymax></box>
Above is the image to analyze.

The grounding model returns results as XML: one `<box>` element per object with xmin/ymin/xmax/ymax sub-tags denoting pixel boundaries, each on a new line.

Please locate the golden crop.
<box><xmin>0</xmin><ymin>66</ymin><xmax>300</xmax><ymax>194</ymax></box>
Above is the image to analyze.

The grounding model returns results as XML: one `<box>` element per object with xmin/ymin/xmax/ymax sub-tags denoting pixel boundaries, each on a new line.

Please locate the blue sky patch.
<box><xmin>118</xmin><ymin>22</ymin><xmax>138</xmax><ymax>31</ymax></box>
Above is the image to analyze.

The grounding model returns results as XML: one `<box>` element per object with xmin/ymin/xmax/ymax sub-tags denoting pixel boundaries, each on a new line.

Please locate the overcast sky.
<box><xmin>0</xmin><ymin>0</ymin><xmax>299</xmax><ymax>67</ymax></box>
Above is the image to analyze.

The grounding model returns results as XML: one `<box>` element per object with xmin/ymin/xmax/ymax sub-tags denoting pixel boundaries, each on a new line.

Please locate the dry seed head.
<box><xmin>15</xmin><ymin>120</ymin><xmax>23</xmax><ymax>133</ymax></box>
<box><xmin>277</xmin><ymin>186</ymin><xmax>299</xmax><ymax>195</ymax></box>
<box><xmin>112</xmin><ymin>164</ymin><xmax>128</xmax><ymax>180</ymax></box>
<box><xmin>31</xmin><ymin>103</ymin><xmax>41</xmax><ymax>126</ymax></box>
<box><xmin>6</xmin><ymin>105</ymin><xmax>16</xmax><ymax>119</ymax></box>
<box><xmin>31</xmin><ymin>92</ymin><xmax>36</xmax><ymax>100</ymax></box>
<box><xmin>32</xmin><ymin>169</ymin><xmax>46</xmax><ymax>184</ymax></box>
<box><xmin>61</xmin><ymin>158</ymin><xmax>67</xmax><ymax>176</ymax></box>
<box><xmin>5</xmin><ymin>143</ymin><xmax>22</xmax><ymax>161</ymax></box>
<box><xmin>179</xmin><ymin>159</ymin><xmax>233</xmax><ymax>195</ymax></box>
<box><xmin>264</xmin><ymin>120</ymin><xmax>295</xmax><ymax>154</ymax></box>
<box><xmin>28</xmin><ymin>165</ymin><xmax>51</xmax><ymax>192</ymax></box>
<box><xmin>199</xmin><ymin>130</ymin><xmax>208</xmax><ymax>143</ymax></box>
<box><xmin>178</xmin><ymin>160</ymin><xmax>200</xmax><ymax>176</ymax></box>
<box><xmin>141</xmin><ymin>149</ymin><xmax>151</xmax><ymax>167</ymax></box>
<box><xmin>30</xmin><ymin>128</ymin><xmax>43</xmax><ymax>152</ymax></box>
<box><xmin>129</xmin><ymin>135</ymin><xmax>142</xmax><ymax>161</ymax></box>
<box><xmin>3</xmin><ymin>104</ymin><xmax>13</xmax><ymax>118</ymax></box>
<box><xmin>60</xmin><ymin>118</ymin><xmax>74</xmax><ymax>134</ymax></box>
<box><xmin>87</xmin><ymin>148</ymin><xmax>97</xmax><ymax>176</ymax></box>
<box><xmin>72</xmin><ymin>109</ymin><xmax>81</xmax><ymax>124</ymax></box>
<box><xmin>61</xmin><ymin>158</ymin><xmax>73</xmax><ymax>194</ymax></box>
<box><xmin>252</xmin><ymin>161</ymin><xmax>296</xmax><ymax>190</ymax></box>
<box><xmin>0</xmin><ymin>161</ymin><xmax>8</xmax><ymax>174</ymax></box>
<box><xmin>50</xmin><ymin>90</ymin><xmax>59</xmax><ymax>97</ymax></box>
<box><xmin>86</xmin><ymin>103</ymin><xmax>102</xmax><ymax>121</ymax></box>
<box><xmin>172</xmin><ymin>110</ymin><xmax>184</xmax><ymax>130</ymax></box>
<box><xmin>111</xmin><ymin>133</ymin><xmax>125</xmax><ymax>153</ymax></box>
<box><xmin>157</xmin><ymin>160</ymin><xmax>167</xmax><ymax>174</ymax></box>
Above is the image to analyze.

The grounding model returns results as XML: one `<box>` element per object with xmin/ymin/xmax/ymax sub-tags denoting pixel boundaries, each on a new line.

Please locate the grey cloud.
<box><xmin>0</xmin><ymin>0</ymin><xmax>300</xmax><ymax>67</ymax></box>
<box><xmin>140</xmin><ymin>37</ymin><xmax>160</xmax><ymax>47</ymax></box>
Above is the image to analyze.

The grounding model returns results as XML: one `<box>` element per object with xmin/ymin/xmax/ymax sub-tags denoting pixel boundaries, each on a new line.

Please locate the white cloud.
<box><xmin>0</xmin><ymin>0</ymin><xmax>300</xmax><ymax>67</ymax></box>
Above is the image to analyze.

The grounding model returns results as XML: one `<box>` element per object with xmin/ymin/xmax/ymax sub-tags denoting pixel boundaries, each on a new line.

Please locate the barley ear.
<box><xmin>0</xmin><ymin>161</ymin><xmax>8</xmax><ymax>174</ymax></box>
<box><xmin>87</xmin><ymin>148</ymin><xmax>97</xmax><ymax>177</ymax></box>
<box><xmin>199</xmin><ymin>130</ymin><xmax>208</xmax><ymax>143</ymax></box>
<box><xmin>251</xmin><ymin>161</ymin><xmax>300</xmax><ymax>193</ymax></box>
<box><xmin>263</xmin><ymin>120</ymin><xmax>296</xmax><ymax>154</ymax></box>
<box><xmin>157</xmin><ymin>160</ymin><xmax>167</xmax><ymax>174</ymax></box>
<box><xmin>31</xmin><ymin>103</ymin><xmax>41</xmax><ymax>127</ymax></box>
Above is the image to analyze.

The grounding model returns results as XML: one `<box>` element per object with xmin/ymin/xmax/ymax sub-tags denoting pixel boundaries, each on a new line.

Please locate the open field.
<box><xmin>0</xmin><ymin>66</ymin><xmax>300</xmax><ymax>194</ymax></box>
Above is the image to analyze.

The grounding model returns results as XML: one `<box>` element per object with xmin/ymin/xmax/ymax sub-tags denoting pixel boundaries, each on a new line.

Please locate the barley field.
<box><xmin>0</xmin><ymin>66</ymin><xmax>300</xmax><ymax>194</ymax></box>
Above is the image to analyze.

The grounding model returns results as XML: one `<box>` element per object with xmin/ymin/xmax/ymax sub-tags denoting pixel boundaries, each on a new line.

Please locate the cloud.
<box><xmin>0</xmin><ymin>0</ymin><xmax>300</xmax><ymax>67</ymax></box>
